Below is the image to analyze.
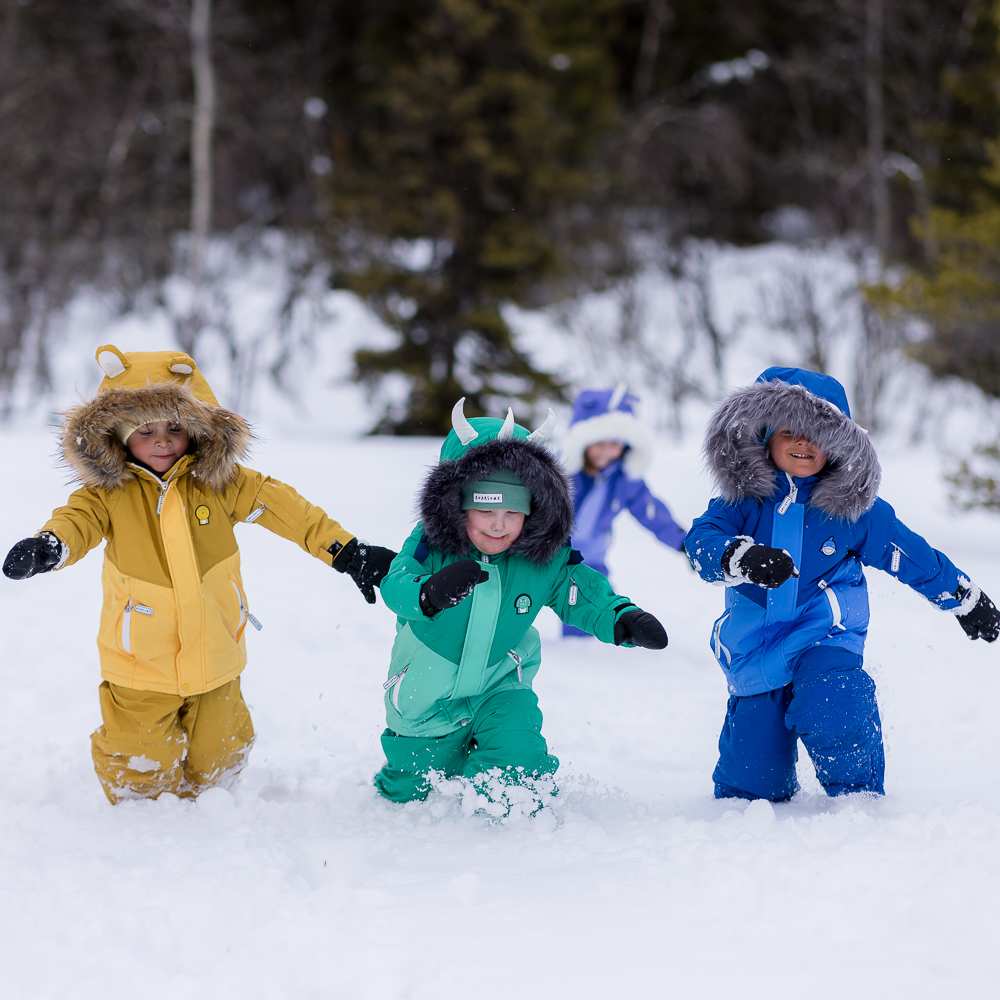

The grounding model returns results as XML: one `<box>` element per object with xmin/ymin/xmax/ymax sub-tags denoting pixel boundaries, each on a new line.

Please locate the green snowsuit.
<box><xmin>375</xmin><ymin>414</ymin><xmax>639</xmax><ymax>803</ymax></box>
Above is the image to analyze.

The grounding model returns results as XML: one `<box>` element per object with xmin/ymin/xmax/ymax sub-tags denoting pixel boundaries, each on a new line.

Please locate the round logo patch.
<box><xmin>514</xmin><ymin>593</ymin><xmax>532</xmax><ymax>615</ymax></box>
<box><xmin>194</xmin><ymin>504</ymin><xmax>211</xmax><ymax>526</ymax></box>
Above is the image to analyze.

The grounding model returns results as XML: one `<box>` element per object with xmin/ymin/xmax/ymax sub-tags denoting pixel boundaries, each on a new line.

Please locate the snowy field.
<box><xmin>2</xmin><ymin>423</ymin><xmax>998</xmax><ymax>999</ymax></box>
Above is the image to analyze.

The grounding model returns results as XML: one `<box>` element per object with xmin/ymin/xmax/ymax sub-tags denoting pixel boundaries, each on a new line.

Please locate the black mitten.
<box><xmin>330</xmin><ymin>539</ymin><xmax>397</xmax><ymax>604</ymax></box>
<box><xmin>3</xmin><ymin>532</ymin><xmax>62</xmax><ymax>581</ymax></box>
<box><xmin>419</xmin><ymin>559</ymin><xmax>489</xmax><ymax>617</ymax></box>
<box><xmin>725</xmin><ymin>540</ymin><xmax>797</xmax><ymax>589</ymax></box>
<box><xmin>613</xmin><ymin>609</ymin><xmax>668</xmax><ymax>649</ymax></box>
<box><xmin>955</xmin><ymin>586</ymin><xmax>1000</xmax><ymax>642</ymax></box>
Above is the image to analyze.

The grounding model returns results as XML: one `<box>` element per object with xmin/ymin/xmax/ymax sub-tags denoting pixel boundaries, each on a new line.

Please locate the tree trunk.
<box><xmin>183</xmin><ymin>0</ymin><xmax>215</xmax><ymax>355</ymax></box>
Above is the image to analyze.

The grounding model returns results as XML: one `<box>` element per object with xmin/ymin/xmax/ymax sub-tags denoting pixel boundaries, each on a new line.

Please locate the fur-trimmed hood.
<box><xmin>703</xmin><ymin>367</ymin><xmax>881</xmax><ymax>522</ymax></box>
<box><xmin>420</xmin><ymin>415</ymin><xmax>572</xmax><ymax>564</ymax></box>
<box><xmin>59</xmin><ymin>345</ymin><xmax>251</xmax><ymax>492</ymax></box>
<box><xmin>562</xmin><ymin>386</ymin><xmax>653</xmax><ymax>478</ymax></box>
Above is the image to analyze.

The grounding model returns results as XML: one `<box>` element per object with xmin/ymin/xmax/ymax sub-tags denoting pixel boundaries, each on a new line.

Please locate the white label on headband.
<box><xmin>473</xmin><ymin>492</ymin><xmax>504</xmax><ymax>504</ymax></box>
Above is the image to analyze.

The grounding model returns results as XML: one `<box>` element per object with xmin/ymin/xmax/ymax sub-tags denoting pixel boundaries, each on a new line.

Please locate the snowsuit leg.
<box><xmin>90</xmin><ymin>678</ymin><xmax>254</xmax><ymax>804</ymax></box>
<box><xmin>786</xmin><ymin>647</ymin><xmax>885</xmax><ymax>796</ymax></box>
<box><xmin>463</xmin><ymin>687</ymin><xmax>559</xmax><ymax>782</ymax></box>
<box><xmin>374</xmin><ymin>727</ymin><xmax>470</xmax><ymax>803</ymax></box>
<box><xmin>713</xmin><ymin>688</ymin><xmax>799</xmax><ymax>802</ymax></box>
<box><xmin>178</xmin><ymin>677</ymin><xmax>255</xmax><ymax>795</ymax></box>
<box><xmin>374</xmin><ymin>689</ymin><xmax>558</xmax><ymax>803</ymax></box>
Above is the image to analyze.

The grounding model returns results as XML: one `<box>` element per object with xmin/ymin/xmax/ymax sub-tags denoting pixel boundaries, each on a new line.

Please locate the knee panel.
<box><xmin>788</xmin><ymin>666</ymin><xmax>880</xmax><ymax>748</ymax></box>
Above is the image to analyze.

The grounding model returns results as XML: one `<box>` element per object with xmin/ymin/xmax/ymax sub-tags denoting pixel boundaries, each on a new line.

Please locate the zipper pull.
<box><xmin>568</xmin><ymin>581</ymin><xmax>579</xmax><ymax>606</ymax></box>
<box><xmin>777</xmin><ymin>474</ymin><xmax>798</xmax><ymax>515</ymax></box>
<box><xmin>890</xmin><ymin>545</ymin><xmax>901</xmax><ymax>574</ymax></box>
<box><xmin>156</xmin><ymin>482</ymin><xmax>170</xmax><ymax>515</ymax></box>
<box><xmin>247</xmin><ymin>612</ymin><xmax>263</xmax><ymax>632</ymax></box>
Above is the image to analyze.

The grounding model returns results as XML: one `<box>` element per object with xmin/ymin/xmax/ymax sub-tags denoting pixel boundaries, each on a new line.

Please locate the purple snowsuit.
<box><xmin>562</xmin><ymin>387</ymin><xmax>686</xmax><ymax>636</ymax></box>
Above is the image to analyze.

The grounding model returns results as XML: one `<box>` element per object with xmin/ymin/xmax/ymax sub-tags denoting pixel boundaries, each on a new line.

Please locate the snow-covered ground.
<box><xmin>2</xmin><ymin>424</ymin><xmax>998</xmax><ymax>999</ymax></box>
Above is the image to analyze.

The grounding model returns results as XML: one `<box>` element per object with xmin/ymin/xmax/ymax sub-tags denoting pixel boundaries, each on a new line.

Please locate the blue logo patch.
<box><xmin>821</xmin><ymin>537</ymin><xmax>837</xmax><ymax>557</ymax></box>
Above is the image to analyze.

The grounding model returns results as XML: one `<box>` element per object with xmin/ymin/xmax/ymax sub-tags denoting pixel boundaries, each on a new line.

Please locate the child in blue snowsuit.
<box><xmin>685</xmin><ymin>367</ymin><xmax>1000</xmax><ymax>801</ymax></box>
<box><xmin>562</xmin><ymin>386</ymin><xmax>687</xmax><ymax>637</ymax></box>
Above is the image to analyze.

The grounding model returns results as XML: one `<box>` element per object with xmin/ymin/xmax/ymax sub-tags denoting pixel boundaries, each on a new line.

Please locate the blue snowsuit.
<box><xmin>563</xmin><ymin>387</ymin><xmax>686</xmax><ymax>637</ymax></box>
<box><xmin>686</xmin><ymin>367</ymin><xmax>973</xmax><ymax>801</ymax></box>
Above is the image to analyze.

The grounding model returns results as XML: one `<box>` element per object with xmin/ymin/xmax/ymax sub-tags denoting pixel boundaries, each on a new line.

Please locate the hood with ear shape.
<box><xmin>703</xmin><ymin>366</ymin><xmax>881</xmax><ymax>522</ymax></box>
<box><xmin>562</xmin><ymin>384</ymin><xmax>653</xmax><ymax>478</ymax></box>
<box><xmin>420</xmin><ymin>399</ymin><xmax>572</xmax><ymax>563</ymax></box>
<box><xmin>60</xmin><ymin>344</ymin><xmax>251</xmax><ymax>492</ymax></box>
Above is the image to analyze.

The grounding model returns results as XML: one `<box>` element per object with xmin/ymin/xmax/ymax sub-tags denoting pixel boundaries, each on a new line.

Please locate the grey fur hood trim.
<box><xmin>704</xmin><ymin>380</ymin><xmax>881</xmax><ymax>521</ymax></box>
<box><xmin>60</xmin><ymin>383</ymin><xmax>251</xmax><ymax>492</ymax></box>
<box><xmin>420</xmin><ymin>439</ymin><xmax>572</xmax><ymax>563</ymax></box>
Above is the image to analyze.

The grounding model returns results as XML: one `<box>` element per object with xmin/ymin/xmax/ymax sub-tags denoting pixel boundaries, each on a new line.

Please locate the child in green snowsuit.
<box><xmin>374</xmin><ymin>400</ymin><xmax>668</xmax><ymax>803</ymax></box>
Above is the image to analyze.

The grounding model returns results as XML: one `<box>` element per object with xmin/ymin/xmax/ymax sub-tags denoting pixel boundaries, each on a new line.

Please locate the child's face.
<box><xmin>126</xmin><ymin>420</ymin><xmax>190</xmax><ymax>475</ymax></box>
<box><xmin>465</xmin><ymin>508</ymin><xmax>526</xmax><ymax>556</ymax></box>
<box><xmin>584</xmin><ymin>440</ymin><xmax>625</xmax><ymax>472</ymax></box>
<box><xmin>768</xmin><ymin>428</ymin><xmax>828</xmax><ymax>478</ymax></box>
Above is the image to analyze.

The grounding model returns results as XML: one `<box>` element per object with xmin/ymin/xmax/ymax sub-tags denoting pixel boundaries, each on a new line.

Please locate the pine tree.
<box><xmin>320</xmin><ymin>0</ymin><xmax>620</xmax><ymax>433</ymax></box>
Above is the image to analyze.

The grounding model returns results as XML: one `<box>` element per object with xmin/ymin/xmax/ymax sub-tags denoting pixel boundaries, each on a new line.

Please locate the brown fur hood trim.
<box><xmin>60</xmin><ymin>383</ymin><xmax>251</xmax><ymax>491</ymax></box>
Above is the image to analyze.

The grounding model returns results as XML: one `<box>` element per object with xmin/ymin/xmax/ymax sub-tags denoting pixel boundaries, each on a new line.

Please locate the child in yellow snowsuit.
<box><xmin>2</xmin><ymin>344</ymin><xmax>395</xmax><ymax>803</ymax></box>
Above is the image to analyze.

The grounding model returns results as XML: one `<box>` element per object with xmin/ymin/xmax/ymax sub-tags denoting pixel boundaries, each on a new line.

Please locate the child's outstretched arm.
<box><xmin>227</xmin><ymin>467</ymin><xmax>395</xmax><ymax>603</ymax></box>
<box><xmin>624</xmin><ymin>479</ymin><xmax>687</xmax><ymax>551</ymax></box>
<box><xmin>4</xmin><ymin>487</ymin><xmax>111</xmax><ymax>580</ymax></box>
<box><xmin>684</xmin><ymin>498</ymin><xmax>796</xmax><ymax>589</ymax></box>
<box><xmin>859</xmin><ymin>498</ymin><xmax>999</xmax><ymax>642</ymax></box>
<box><xmin>547</xmin><ymin>550</ymin><xmax>667</xmax><ymax>648</ymax></box>
<box><xmin>379</xmin><ymin>524</ymin><xmax>488</xmax><ymax>620</ymax></box>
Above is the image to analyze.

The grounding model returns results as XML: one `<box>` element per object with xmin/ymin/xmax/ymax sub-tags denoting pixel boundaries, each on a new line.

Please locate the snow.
<box><xmin>2</xmin><ymin>423</ymin><xmax>999</xmax><ymax>998</ymax></box>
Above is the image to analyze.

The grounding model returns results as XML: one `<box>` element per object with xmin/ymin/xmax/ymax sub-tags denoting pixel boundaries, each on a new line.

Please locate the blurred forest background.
<box><xmin>1</xmin><ymin>0</ymin><xmax>998</xmax><ymax>499</ymax></box>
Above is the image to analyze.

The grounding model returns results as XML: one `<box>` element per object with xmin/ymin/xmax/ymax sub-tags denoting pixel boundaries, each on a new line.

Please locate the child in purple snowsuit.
<box><xmin>562</xmin><ymin>387</ymin><xmax>687</xmax><ymax>637</ymax></box>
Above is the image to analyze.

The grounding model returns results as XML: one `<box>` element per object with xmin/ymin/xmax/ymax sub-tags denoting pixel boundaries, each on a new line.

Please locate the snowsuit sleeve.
<box><xmin>379</xmin><ymin>523</ymin><xmax>433</xmax><ymax>621</ymax></box>
<box><xmin>41</xmin><ymin>487</ymin><xmax>112</xmax><ymax>569</ymax></box>
<box><xmin>857</xmin><ymin>498</ymin><xmax>969</xmax><ymax>611</ymax></box>
<box><xmin>684</xmin><ymin>497</ymin><xmax>753</xmax><ymax>583</ymax></box>
<box><xmin>625</xmin><ymin>478</ymin><xmax>687</xmax><ymax>550</ymax></box>
<box><xmin>226</xmin><ymin>466</ymin><xmax>355</xmax><ymax>567</ymax></box>
<box><xmin>547</xmin><ymin>549</ymin><xmax>636</xmax><ymax>644</ymax></box>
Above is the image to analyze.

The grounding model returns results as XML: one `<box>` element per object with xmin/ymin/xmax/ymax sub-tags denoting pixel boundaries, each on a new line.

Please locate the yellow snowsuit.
<box><xmin>44</xmin><ymin>345</ymin><xmax>356</xmax><ymax>802</ymax></box>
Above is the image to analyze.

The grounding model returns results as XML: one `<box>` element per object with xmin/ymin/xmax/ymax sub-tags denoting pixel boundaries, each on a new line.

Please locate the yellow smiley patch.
<box><xmin>194</xmin><ymin>504</ymin><xmax>211</xmax><ymax>526</ymax></box>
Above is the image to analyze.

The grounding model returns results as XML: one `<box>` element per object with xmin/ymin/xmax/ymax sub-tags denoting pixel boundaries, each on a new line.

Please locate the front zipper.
<box><xmin>383</xmin><ymin>666</ymin><xmax>408</xmax><ymax>709</ymax></box>
<box><xmin>121</xmin><ymin>600</ymin><xmax>153</xmax><ymax>654</ymax></box>
<box><xmin>156</xmin><ymin>480</ymin><xmax>170</xmax><ymax>516</ymax></box>
<box><xmin>508</xmin><ymin>648</ymin><xmax>523</xmax><ymax>683</ymax></box>
<box><xmin>776</xmin><ymin>473</ymin><xmax>798</xmax><ymax>516</ymax></box>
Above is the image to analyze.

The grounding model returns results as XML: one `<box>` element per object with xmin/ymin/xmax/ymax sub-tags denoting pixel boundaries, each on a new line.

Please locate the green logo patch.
<box><xmin>514</xmin><ymin>593</ymin><xmax>532</xmax><ymax>615</ymax></box>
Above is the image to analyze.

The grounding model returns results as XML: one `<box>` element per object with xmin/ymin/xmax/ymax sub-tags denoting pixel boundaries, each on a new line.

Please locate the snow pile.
<box><xmin>2</xmin><ymin>427</ymin><xmax>998</xmax><ymax>998</ymax></box>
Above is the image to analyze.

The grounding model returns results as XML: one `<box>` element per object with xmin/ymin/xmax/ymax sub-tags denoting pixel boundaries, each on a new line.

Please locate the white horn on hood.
<box><xmin>451</xmin><ymin>397</ymin><xmax>479</xmax><ymax>446</ymax></box>
<box><xmin>497</xmin><ymin>406</ymin><xmax>516</xmax><ymax>440</ymax></box>
<box><xmin>527</xmin><ymin>408</ymin><xmax>556</xmax><ymax>442</ymax></box>
<box><xmin>608</xmin><ymin>382</ymin><xmax>628</xmax><ymax>410</ymax></box>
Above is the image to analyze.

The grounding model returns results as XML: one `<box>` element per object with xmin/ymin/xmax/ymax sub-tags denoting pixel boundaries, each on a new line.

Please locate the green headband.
<box><xmin>461</xmin><ymin>475</ymin><xmax>532</xmax><ymax>515</ymax></box>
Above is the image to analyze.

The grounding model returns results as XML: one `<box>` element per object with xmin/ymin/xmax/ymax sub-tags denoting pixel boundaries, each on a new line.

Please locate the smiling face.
<box><xmin>126</xmin><ymin>420</ymin><xmax>190</xmax><ymax>475</ymax></box>
<box><xmin>768</xmin><ymin>428</ymin><xmax>828</xmax><ymax>478</ymax></box>
<box><xmin>583</xmin><ymin>440</ymin><xmax>625</xmax><ymax>473</ymax></box>
<box><xmin>465</xmin><ymin>508</ymin><xmax>526</xmax><ymax>556</ymax></box>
